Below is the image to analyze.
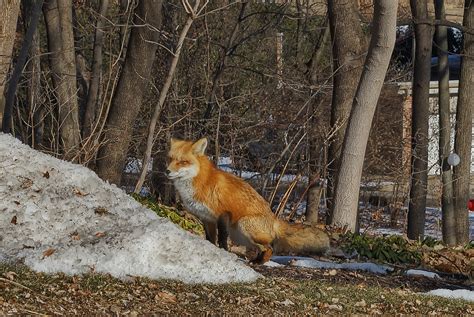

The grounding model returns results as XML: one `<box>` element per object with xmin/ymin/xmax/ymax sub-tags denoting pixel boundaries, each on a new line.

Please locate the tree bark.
<box><xmin>83</xmin><ymin>0</ymin><xmax>109</xmax><ymax>139</ymax></box>
<box><xmin>97</xmin><ymin>0</ymin><xmax>163</xmax><ymax>185</ymax></box>
<box><xmin>326</xmin><ymin>0</ymin><xmax>366</xmax><ymax>224</ymax></box>
<box><xmin>434</xmin><ymin>0</ymin><xmax>456</xmax><ymax>245</ymax></box>
<box><xmin>330</xmin><ymin>0</ymin><xmax>398</xmax><ymax>231</ymax></box>
<box><xmin>0</xmin><ymin>0</ymin><xmax>21</xmax><ymax>131</ymax></box>
<box><xmin>407</xmin><ymin>0</ymin><xmax>433</xmax><ymax>240</ymax></box>
<box><xmin>43</xmin><ymin>0</ymin><xmax>81</xmax><ymax>160</ymax></box>
<box><xmin>453</xmin><ymin>0</ymin><xmax>473</xmax><ymax>245</ymax></box>
<box><xmin>26</xmin><ymin>4</ymin><xmax>44</xmax><ymax>149</ymax></box>
<box><xmin>3</xmin><ymin>0</ymin><xmax>43</xmax><ymax>134</ymax></box>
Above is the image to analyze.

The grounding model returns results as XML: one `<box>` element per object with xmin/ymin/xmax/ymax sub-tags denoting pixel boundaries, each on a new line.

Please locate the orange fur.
<box><xmin>167</xmin><ymin>137</ymin><xmax>330</xmax><ymax>263</ymax></box>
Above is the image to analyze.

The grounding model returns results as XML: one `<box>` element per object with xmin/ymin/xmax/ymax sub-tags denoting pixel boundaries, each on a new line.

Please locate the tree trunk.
<box><xmin>3</xmin><ymin>0</ymin><xmax>43</xmax><ymax>134</ymax></box>
<box><xmin>0</xmin><ymin>0</ymin><xmax>21</xmax><ymax>131</ymax></box>
<box><xmin>43</xmin><ymin>0</ymin><xmax>81</xmax><ymax>160</ymax></box>
<box><xmin>305</xmin><ymin>23</ymin><xmax>330</xmax><ymax>223</ymax></box>
<box><xmin>330</xmin><ymin>0</ymin><xmax>398</xmax><ymax>231</ymax></box>
<box><xmin>453</xmin><ymin>0</ymin><xmax>473</xmax><ymax>245</ymax></box>
<box><xmin>326</xmin><ymin>0</ymin><xmax>366</xmax><ymax>224</ymax></box>
<box><xmin>407</xmin><ymin>0</ymin><xmax>433</xmax><ymax>240</ymax></box>
<box><xmin>26</xmin><ymin>5</ymin><xmax>44</xmax><ymax>149</ymax></box>
<box><xmin>434</xmin><ymin>0</ymin><xmax>456</xmax><ymax>245</ymax></box>
<box><xmin>83</xmin><ymin>0</ymin><xmax>109</xmax><ymax>139</ymax></box>
<box><xmin>97</xmin><ymin>0</ymin><xmax>163</xmax><ymax>185</ymax></box>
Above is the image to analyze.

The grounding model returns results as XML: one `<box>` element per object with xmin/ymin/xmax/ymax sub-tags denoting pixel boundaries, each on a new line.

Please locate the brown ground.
<box><xmin>1</xmin><ymin>262</ymin><xmax>472</xmax><ymax>316</ymax></box>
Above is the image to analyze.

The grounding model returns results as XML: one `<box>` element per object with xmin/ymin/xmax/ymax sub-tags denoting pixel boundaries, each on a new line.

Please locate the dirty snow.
<box><xmin>271</xmin><ymin>256</ymin><xmax>393</xmax><ymax>274</ymax></box>
<box><xmin>426</xmin><ymin>289</ymin><xmax>474</xmax><ymax>302</ymax></box>
<box><xmin>0</xmin><ymin>133</ymin><xmax>260</xmax><ymax>284</ymax></box>
<box><xmin>405</xmin><ymin>269</ymin><xmax>440</xmax><ymax>279</ymax></box>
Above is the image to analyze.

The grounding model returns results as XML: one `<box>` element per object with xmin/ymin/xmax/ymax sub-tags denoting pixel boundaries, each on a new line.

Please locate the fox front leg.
<box><xmin>217</xmin><ymin>213</ymin><xmax>230</xmax><ymax>250</ymax></box>
<box><xmin>203</xmin><ymin>221</ymin><xmax>217</xmax><ymax>245</ymax></box>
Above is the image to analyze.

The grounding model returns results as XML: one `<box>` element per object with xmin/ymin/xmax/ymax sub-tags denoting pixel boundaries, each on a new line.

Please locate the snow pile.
<box><xmin>426</xmin><ymin>289</ymin><xmax>474</xmax><ymax>302</ymax></box>
<box><xmin>271</xmin><ymin>256</ymin><xmax>393</xmax><ymax>274</ymax></box>
<box><xmin>0</xmin><ymin>133</ymin><xmax>260</xmax><ymax>284</ymax></box>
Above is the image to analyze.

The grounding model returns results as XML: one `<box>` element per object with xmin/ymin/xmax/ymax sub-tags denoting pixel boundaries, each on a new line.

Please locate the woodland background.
<box><xmin>0</xmin><ymin>0</ymin><xmax>472</xmax><ymax>245</ymax></box>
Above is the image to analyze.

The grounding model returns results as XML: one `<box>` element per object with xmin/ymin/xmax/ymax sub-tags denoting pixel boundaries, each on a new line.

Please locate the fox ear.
<box><xmin>192</xmin><ymin>138</ymin><xmax>208</xmax><ymax>155</ymax></box>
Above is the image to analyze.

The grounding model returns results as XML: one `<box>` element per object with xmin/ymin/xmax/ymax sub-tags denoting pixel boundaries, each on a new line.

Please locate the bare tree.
<box><xmin>330</xmin><ymin>0</ymin><xmax>398</xmax><ymax>231</ymax></box>
<box><xmin>326</xmin><ymin>0</ymin><xmax>366</xmax><ymax>224</ymax></box>
<box><xmin>83</xmin><ymin>0</ymin><xmax>110</xmax><ymax>139</ymax></box>
<box><xmin>407</xmin><ymin>0</ymin><xmax>433</xmax><ymax>240</ymax></box>
<box><xmin>453</xmin><ymin>0</ymin><xmax>473</xmax><ymax>245</ymax></box>
<box><xmin>0</xmin><ymin>0</ymin><xmax>21</xmax><ymax>130</ymax></box>
<box><xmin>434</xmin><ymin>0</ymin><xmax>456</xmax><ymax>245</ymax></box>
<box><xmin>3</xmin><ymin>0</ymin><xmax>43</xmax><ymax>134</ymax></box>
<box><xmin>43</xmin><ymin>0</ymin><xmax>82</xmax><ymax>160</ymax></box>
<box><xmin>97</xmin><ymin>0</ymin><xmax>164</xmax><ymax>184</ymax></box>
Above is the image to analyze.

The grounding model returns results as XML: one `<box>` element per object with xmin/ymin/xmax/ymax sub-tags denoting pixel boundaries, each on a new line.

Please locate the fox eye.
<box><xmin>179</xmin><ymin>160</ymin><xmax>189</xmax><ymax>165</ymax></box>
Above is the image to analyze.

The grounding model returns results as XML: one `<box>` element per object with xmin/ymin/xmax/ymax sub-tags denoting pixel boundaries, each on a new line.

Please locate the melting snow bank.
<box><xmin>271</xmin><ymin>256</ymin><xmax>393</xmax><ymax>274</ymax></box>
<box><xmin>0</xmin><ymin>134</ymin><xmax>260</xmax><ymax>284</ymax></box>
<box><xmin>425</xmin><ymin>289</ymin><xmax>474</xmax><ymax>302</ymax></box>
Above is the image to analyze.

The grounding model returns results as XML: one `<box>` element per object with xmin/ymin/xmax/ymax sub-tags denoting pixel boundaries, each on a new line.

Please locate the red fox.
<box><xmin>166</xmin><ymin>137</ymin><xmax>330</xmax><ymax>263</ymax></box>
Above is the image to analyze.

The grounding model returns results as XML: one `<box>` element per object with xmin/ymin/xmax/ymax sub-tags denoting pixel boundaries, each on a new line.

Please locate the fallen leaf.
<box><xmin>13</xmin><ymin>201</ymin><xmax>20</xmax><ymax>205</ymax></box>
<box><xmin>355</xmin><ymin>299</ymin><xmax>366</xmax><ymax>307</ymax></box>
<box><xmin>71</xmin><ymin>231</ymin><xmax>80</xmax><ymax>240</ymax></box>
<box><xmin>328</xmin><ymin>304</ymin><xmax>343</xmax><ymax>311</ymax></box>
<box><xmin>43</xmin><ymin>248</ymin><xmax>55</xmax><ymax>257</ymax></box>
<box><xmin>74</xmin><ymin>188</ymin><xmax>89</xmax><ymax>196</ymax></box>
<box><xmin>95</xmin><ymin>232</ymin><xmax>106</xmax><ymax>237</ymax></box>
<box><xmin>43</xmin><ymin>171</ymin><xmax>50</xmax><ymax>179</ymax></box>
<box><xmin>10</xmin><ymin>216</ymin><xmax>17</xmax><ymax>225</ymax></box>
<box><xmin>3</xmin><ymin>271</ymin><xmax>17</xmax><ymax>280</ymax></box>
<box><xmin>156</xmin><ymin>291</ymin><xmax>177</xmax><ymax>303</ymax></box>
<box><xmin>329</xmin><ymin>269</ymin><xmax>337</xmax><ymax>276</ymax></box>
<box><xmin>94</xmin><ymin>207</ymin><xmax>108</xmax><ymax>215</ymax></box>
<box><xmin>20</xmin><ymin>178</ymin><xmax>33</xmax><ymax>189</ymax></box>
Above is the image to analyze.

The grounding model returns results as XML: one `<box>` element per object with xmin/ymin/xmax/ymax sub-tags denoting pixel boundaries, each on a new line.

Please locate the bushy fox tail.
<box><xmin>272</xmin><ymin>220</ymin><xmax>330</xmax><ymax>255</ymax></box>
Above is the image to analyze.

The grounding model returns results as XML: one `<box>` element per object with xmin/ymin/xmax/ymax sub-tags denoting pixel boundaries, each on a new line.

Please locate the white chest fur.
<box><xmin>173</xmin><ymin>178</ymin><xmax>215</xmax><ymax>222</ymax></box>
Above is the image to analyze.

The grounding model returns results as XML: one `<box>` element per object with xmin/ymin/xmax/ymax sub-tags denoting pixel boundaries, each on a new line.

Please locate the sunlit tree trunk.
<box><xmin>331</xmin><ymin>0</ymin><xmax>398</xmax><ymax>231</ymax></box>
<box><xmin>326</xmin><ymin>0</ymin><xmax>366</xmax><ymax>224</ymax></box>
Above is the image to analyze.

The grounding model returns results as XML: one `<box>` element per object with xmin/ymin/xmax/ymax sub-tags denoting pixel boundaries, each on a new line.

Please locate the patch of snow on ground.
<box><xmin>405</xmin><ymin>269</ymin><xmax>440</xmax><ymax>279</ymax></box>
<box><xmin>271</xmin><ymin>256</ymin><xmax>393</xmax><ymax>274</ymax></box>
<box><xmin>0</xmin><ymin>133</ymin><xmax>260</xmax><ymax>284</ymax></box>
<box><xmin>426</xmin><ymin>289</ymin><xmax>474</xmax><ymax>302</ymax></box>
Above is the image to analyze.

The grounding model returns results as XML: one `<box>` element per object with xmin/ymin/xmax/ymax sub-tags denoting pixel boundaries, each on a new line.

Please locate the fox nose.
<box><xmin>165</xmin><ymin>169</ymin><xmax>172</xmax><ymax>176</ymax></box>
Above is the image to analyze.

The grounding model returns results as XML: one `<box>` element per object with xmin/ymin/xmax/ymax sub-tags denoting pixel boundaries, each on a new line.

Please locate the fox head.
<box><xmin>166</xmin><ymin>137</ymin><xmax>208</xmax><ymax>180</ymax></box>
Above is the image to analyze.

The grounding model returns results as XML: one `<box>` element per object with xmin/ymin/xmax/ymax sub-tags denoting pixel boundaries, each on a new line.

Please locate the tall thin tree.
<box><xmin>331</xmin><ymin>0</ymin><xmax>398</xmax><ymax>231</ymax></box>
<box><xmin>434</xmin><ymin>0</ymin><xmax>456</xmax><ymax>245</ymax></box>
<box><xmin>43</xmin><ymin>0</ymin><xmax>82</xmax><ymax>160</ymax></box>
<box><xmin>407</xmin><ymin>0</ymin><xmax>433</xmax><ymax>240</ymax></box>
<box><xmin>326</xmin><ymin>0</ymin><xmax>366</xmax><ymax>224</ymax></box>
<box><xmin>3</xmin><ymin>0</ymin><xmax>44</xmax><ymax>134</ymax></box>
<box><xmin>453</xmin><ymin>0</ymin><xmax>473</xmax><ymax>245</ymax></box>
<box><xmin>0</xmin><ymin>0</ymin><xmax>21</xmax><ymax>130</ymax></box>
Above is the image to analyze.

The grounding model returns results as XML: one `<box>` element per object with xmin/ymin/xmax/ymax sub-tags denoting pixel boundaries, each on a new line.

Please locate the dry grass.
<box><xmin>1</xmin><ymin>263</ymin><xmax>472</xmax><ymax>315</ymax></box>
